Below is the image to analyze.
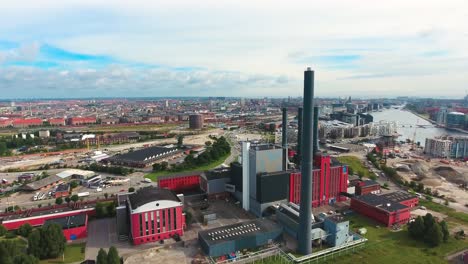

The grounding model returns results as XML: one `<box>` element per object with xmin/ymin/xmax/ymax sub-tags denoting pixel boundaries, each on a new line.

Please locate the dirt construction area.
<box><xmin>388</xmin><ymin>157</ymin><xmax>468</xmax><ymax>206</ymax></box>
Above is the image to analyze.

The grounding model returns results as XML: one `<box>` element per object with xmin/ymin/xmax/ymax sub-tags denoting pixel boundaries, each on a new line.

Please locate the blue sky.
<box><xmin>0</xmin><ymin>0</ymin><xmax>467</xmax><ymax>98</ymax></box>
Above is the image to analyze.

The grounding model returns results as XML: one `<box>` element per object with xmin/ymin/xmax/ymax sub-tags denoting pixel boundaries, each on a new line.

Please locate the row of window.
<box><xmin>138</xmin><ymin>208</ymin><xmax>178</xmax><ymax>237</ymax></box>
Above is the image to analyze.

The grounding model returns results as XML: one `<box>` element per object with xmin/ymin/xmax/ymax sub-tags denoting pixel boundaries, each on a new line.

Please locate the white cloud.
<box><xmin>0</xmin><ymin>0</ymin><xmax>467</xmax><ymax>97</ymax></box>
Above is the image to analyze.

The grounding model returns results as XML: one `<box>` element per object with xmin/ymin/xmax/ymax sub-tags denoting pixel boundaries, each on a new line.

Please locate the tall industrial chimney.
<box><xmin>298</xmin><ymin>67</ymin><xmax>314</xmax><ymax>255</ymax></box>
<box><xmin>282</xmin><ymin>107</ymin><xmax>288</xmax><ymax>171</ymax></box>
<box><xmin>297</xmin><ymin>107</ymin><xmax>303</xmax><ymax>163</ymax></box>
<box><xmin>313</xmin><ymin>106</ymin><xmax>319</xmax><ymax>153</ymax></box>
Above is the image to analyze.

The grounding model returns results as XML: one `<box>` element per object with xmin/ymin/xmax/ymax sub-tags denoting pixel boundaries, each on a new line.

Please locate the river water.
<box><xmin>371</xmin><ymin>108</ymin><xmax>466</xmax><ymax>146</ymax></box>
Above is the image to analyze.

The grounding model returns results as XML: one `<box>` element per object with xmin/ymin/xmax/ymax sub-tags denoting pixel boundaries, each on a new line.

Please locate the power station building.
<box><xmin>125</xmin><ymin>187</ymin><xmax>186</xmax><ymax>245</ymax></box>
<box><xmin>289</xmin><ymin>153</ymin><xmax>349</xmax><ymax>207</ymax></box>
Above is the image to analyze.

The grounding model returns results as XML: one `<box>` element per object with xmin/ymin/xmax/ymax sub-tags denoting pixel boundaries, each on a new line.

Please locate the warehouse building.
<box><xmin>125</xmin><ymin>187</ymin><xmax>186</xmax><ymax>245</ymax></box>
<box><xmin>158</xmin><ymin>173</ymin><xmax>201</xmax><ymax>193</ymax></box>
<box><xmin>350</xmin><ymin>192</ymin><xmax>415</xmax><ymax>227</ymax></box>
<box><xmin>106</xmin><ymin>146</ymin><xmax>179</xmax><ymax>167</ymax></box>
<box><xmin>0</xmin><ymin>207</ymin><xmax>93</xmax><ymax>241</ymax></box>
<box><xmin>198</xmin><ymin>219</ymin><xmax>282</xmax><ymax>257</ymax></box>
<box><xmin>380</xmin><ymin>191</ymin><xmax>419</xmax><ymax>208</ymax></box>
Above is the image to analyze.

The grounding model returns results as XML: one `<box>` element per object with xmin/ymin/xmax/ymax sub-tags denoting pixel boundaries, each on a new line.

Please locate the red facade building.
<box><xmin>289</xmin><ymin>154</ymin><xmax>348</xmax><ymax>207</ymax></box>
<box><xmin>158</xmin><ymin>174</ymin><xmax>201</xmax><ymax>192</ymax></box>
<box><xmin>127</xmin><ymin>187</ymin><xmax>185</xmax><ymax>245</ymax></box>
<box><xmin>355</xmin><ymin>180</ymin><xmax>381</xmax><ymax>196</ymax></box>
<box><xmin>12</xmin><ymin>118</ymin><xmax>43</xmax><ymax>128</ymax></box>
<box><xmin>0</xmin><ymin>208</ymin><xmax>92</xmax><ymax>241</ymax></box>
<box><xmin>350</xmin><ymin>192</ymin><xmax>418</xmax><ymax>227</ymax></box>
<box><xmin>68</xmin><ymin>117</ymin><xmax>97</xmax><ymax>125</ymax></box>
<box><xmin>48</xmin><ymin>118</ymin><xmax>66</xmax><ymax>126</ymax></box>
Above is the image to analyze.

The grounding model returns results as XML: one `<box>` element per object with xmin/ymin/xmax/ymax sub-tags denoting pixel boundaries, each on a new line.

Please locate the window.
<box><xmin>173</xmin><ymin>208</ymin><xmax>177</xmax><ymax>230</ymax></box>
<box><xmin>168</xmin><ymin>209</ymin><xmax>171</xmax><ymax>231</ymax></box>
<box><xmin>151</xmin><ymin>212</ymin><xmax>155</xmax><ymax>234</ymax></box>
<box><xmin>162</xmin><ymin>210</ymin><xmax>166</xmax><ymax>232</ymax></box>
<box><xmin>139</xmin><ymin>214</ymin><xmax>143</xmax><ymax>236</ymax></box>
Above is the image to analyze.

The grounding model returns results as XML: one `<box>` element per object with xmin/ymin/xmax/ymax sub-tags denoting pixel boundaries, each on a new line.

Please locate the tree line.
<box><xmin>153</xmin><ymin>136</ymin><xmax>231</xmax><ymax>173</ymax></box>
<box><xmin>96</xmin><ymin>246</ymin><xmax>121</xmax><ymax>264</ymax></box>
<box><xmin>408</xmin><ymin>213</ymin><xmax>449</xmax><ymax>247</ymax></box>
<box><xmin>0</xmin><ymin>222</ymin><xmax>66</xmax><ymax>263</ymax></box>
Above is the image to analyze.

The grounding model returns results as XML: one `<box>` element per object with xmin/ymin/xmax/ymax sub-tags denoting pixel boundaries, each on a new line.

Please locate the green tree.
<box><xmin>17</xmin><ymin>223</ymin><xmax>33</xmax><ymax>237</ymax></box>
<box><xmin>423</xmin><ymin>213</ymin><xmax>436</xmax><ymax>232</ymax></box>
<box><xmin>128</xmin><ymin>187</ymin><xmax>135</xmax><ymax>192</ymax></box>
<box><xmin>408</xmin><ymin>216</ymin><xmax>425</xmax><ymax>239</ymax></box>
<box><xmin>107</xmin><ymin>246</ymin><xmax>120</xmax><ymax>264</ymax></box>
<box><xmin>55</xmin><ymin>197</ymin><xmax>63</xmax><ymax>205</ymax></box>
<box><xmin>205</xmin><ymin>141</ymin><xmax>212</xmax><ymax>147</ymax></box>
<box><xmin>70</xmin><ymin>194</ymin><xmax>79</xmax><ymax>203</ymax></box>
<box><xmin>347</xmin><ymin>166</ymin><xmax>354</xmax><ymax>176</ymax></box>
<box><xmin>106</xmin><ymin>202</ymin><xmax>116</xmax><ymax>217</ymax></box>
<box><xmin>70</xmin><ymin>181</ymin><xmax>78</xmax><ymax>189</ymax></box>
<box><xmin>0</xmin><ymin>224</ymin><xmax>6</xmax><ymax>236</ymax></box>
<box><xmin>41</xmin><ymin>223</ymin><xmax>66</xmax><ymax>258</ymax></box>
<box><xmin>425</xmin><ymin>222</ymin><xmax>443</xmax><ymax>247</ymax></box>
<box><xmin>104</xmin><ymin>193</ymin><xmax>109</xmax><ymax>199</ymax></box>
<box><xmin>13</xmin><ymin>254</ymin><xmax>38</xmax><ymax>264</ymax></box>
<box><xmin>28</xmin><ymin>230</ymin><xmax>43</xmax><ymax>258</ymax></box>
<box><xmin>95</xmin><ymin>203</ymin><xmax>107</xmax><ymax>218</ymax></box>
<box><xmin>177</xmin><ymin>135</ymin><xmax>184</xmax><ymax>148</ymax></box>
<box><xmin>440</xmin><ymin>221</ymin><xmax>449</xmax><ymax>242</ymax></box>
<box><xmin>0</xmin><ymin>142</ymin><xmax>8</xmax><ymax>156</ymax></box>
<box><xmin>0</xmin><ymin>245</ymin><xmax>13</xmax><ymax>264</ymax></box>
<box><xmin>97</xmin><ymin>248</ymin><xmax>108</xmax><ymax>264</ymax></box>
<box><xmin>65</xmin><ymin>197</ymin><xmax>71</xmax><ymax>204</ymax></box>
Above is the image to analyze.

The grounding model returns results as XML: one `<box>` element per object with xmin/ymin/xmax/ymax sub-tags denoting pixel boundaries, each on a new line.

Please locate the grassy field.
<box><xmin>337</xmin><ymin>156</ymin><xmax>372</xmax><ymax>178</ymax></box>
<box><xmin>318</xmin><ymin>215</ymin><xmax>468</xmax><ymax>264</ymax></box>
<box><xmin>39</xmin><ymin>242</ymin><xmax>86</xmax><ymax>264</ymax></box>
<box><xmin>145</xmin><ymin>152</ymin><xmax>230</xmax><ymax>181</ymax></box>
<box><xmin>419</xmin><ymin>200</ymin><xmax>468</xmax><ymax>225</ymax></box>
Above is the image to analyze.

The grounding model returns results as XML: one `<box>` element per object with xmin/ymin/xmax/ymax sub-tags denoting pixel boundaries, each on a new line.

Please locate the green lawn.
<box><xmin>337</xmin><ymin>156</ymin><xmax>372</xmax><ymax>178</ymax></box>
<box><xmin>319</xmin><ymin>215</ymin><xmax>468</xmax><ymax>264</ymax></box>
<box><xmin>419</xmin><ymin>200</ymin><xmax>468</xmax><ymax>225</ymax></box>
<box><xmin>145</xmin><ymin>152</ymin><xmax>230</xmax><ymax>181</ymax></box>
<box><xmin>39</xmin><ymin>242</ymin><xmax>86</xmax><ymax>264</ymax></box>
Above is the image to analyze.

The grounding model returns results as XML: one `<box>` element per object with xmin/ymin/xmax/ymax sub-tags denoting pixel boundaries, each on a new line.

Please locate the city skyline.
<box><xmin>1</xmin><ymin>0</ymin><xmax>467</xmax><ymax>98</ymax></box>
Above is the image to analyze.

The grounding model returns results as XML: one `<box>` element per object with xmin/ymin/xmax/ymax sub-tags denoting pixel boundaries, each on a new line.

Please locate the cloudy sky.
<box><xmin>1</xmin><ymin>0</ymin><xmax>467</xmax><ymax>99</ymax></box>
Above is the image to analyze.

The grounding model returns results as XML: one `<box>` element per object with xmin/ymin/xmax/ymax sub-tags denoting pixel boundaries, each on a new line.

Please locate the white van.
<box><xmin>96</xmin><ymin>187</ymin><xmax>103</xmax><ymax>192</ymax></box>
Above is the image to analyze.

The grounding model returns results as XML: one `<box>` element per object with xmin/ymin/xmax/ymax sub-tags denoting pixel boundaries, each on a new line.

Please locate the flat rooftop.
<box><xmin>380</xmin><ymin>191</ymin><xmax>417</xmax><ymax>203</ymax></box>
<box><xmin>109</xmin><ymin>146</ymin><xmax>177</xmax><ymax>162</ymax></box>
<box><xmin>353</xmin><ymin>194</ymin><xmax>408</xmax><ymax>212</ymax></box>
<box><xmin>44</xmin><ymin>213</ymin><xmax>87</xmax><ymax>229</ymax></box>
<box><xmin>199</xmin><ymin>219</ymin><xmax>281</xmax><ymax>246</ymax></box>
<box><xmin>0</xmin><ymin>205</ymin><xmax>94</xmax><ymax>222</ymax></box>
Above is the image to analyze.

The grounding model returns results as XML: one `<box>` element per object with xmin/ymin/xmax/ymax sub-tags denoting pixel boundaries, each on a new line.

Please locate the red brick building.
<box><xmin>12</xmin><ymin>118</ymin><xmax>43</xmax><ymax>128</ymax></box>
<box><xmin>158</xmin><ymin>174</ymin><xmax>201</xmax><ymax>192</ymax></box>
<box><xmin>355</xmin><ymin>180</ymin><xmax>381</xmax><ymax>196</ymax></box>
<box><xmin>127</xmin><ymin>187</ymin><xmax>185</xmax><ymax>245</ymax></box>
<box><xmin>289</xmin><ymin>154</ymin><xmax>348</xmax><ymax>207</ymax></box>
<box><xmin>48</xmin><ymin>118</ymin><xmax>66</xmax><ymax>126</ymax></box>
<box><xmin>0</xmin><ymin>119</ymin><xmax>12</xmax><ymax>128</ymax></box>
<box><xmin>68</xmin><ymin>117</ymin><xmax>97</xmax><ymax>125</ymax></box>
<box><xmin>0</xmin><ymin>207</ymin><xmax>92</xmax><ymax>241</ymax></box>
<box><xmin>350</xmin><ymin>192</ymin><xmax>418</xmax><ymax>227</ymax></box>
<box><xmin>54</xmin><ymin>183</ymin><xmax>70</xmax><ymax>198</ymax></box>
